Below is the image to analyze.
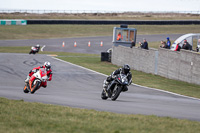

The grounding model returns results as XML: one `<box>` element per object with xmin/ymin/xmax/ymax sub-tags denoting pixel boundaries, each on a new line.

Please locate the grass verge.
<box><xmin>1</xmin><ymin>25</ymin><xmax>200</xmax><ymax>40</ymax></box>
<box><xmin>1</xmin><ymin>97</ymin><xmax>200</xmax><ymax>133</ymax></box>
<box><xmin>0</xmin><ymin>46</ymin><xmax>31</xmax><ymax>53</ymax></box>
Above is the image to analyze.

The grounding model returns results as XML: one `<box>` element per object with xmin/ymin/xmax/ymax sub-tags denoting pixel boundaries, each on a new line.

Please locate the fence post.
<box><xmin>154</xmin><ymin>51</ymin><xmax>159</xmax><ymax>75</ymax></box>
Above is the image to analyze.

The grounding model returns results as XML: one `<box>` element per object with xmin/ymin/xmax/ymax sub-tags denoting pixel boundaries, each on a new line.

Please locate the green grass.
<box><xmin>1</xmin><ymin>97</ymin><xmax>200</xmax><ymax>133</ymax></box>
<box><xmin>0</xmin><ymin>46</ymin><xmax>31</xmax><ymax>53</ymax></box>
<box><xmin>1</xmin><ymin>25</ymin><xmax>200</xmax><ymax>40</ymax></box>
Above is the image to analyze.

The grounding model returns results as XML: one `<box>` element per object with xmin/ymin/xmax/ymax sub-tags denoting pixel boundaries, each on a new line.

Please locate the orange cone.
<box><xmin>88</xmin><ymin>41</ymin><xmax>91</xmax><ymax>47</ymax></box>
<box><xmin>74</xmin><ymin>41</ymin><xmax>77</xmax><ymax>47</ymax></box>
<box><xmin>100</xmin><ymin>41</ymin><xmax>103</xmax><ymax>47</ymax></box>
<box><xmin>62</xmin><ymin>41</ymin><xmax>65</xmax><ymax>47</ymax></box>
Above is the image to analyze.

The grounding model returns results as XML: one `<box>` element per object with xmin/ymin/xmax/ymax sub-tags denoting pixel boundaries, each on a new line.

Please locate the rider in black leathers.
<box><xmin>103</xmin><ymin>64</ymin><xmax>132</xmax><ymax>92</ymax></box>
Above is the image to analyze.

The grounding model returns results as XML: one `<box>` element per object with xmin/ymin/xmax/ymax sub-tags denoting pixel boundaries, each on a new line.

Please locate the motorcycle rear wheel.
<box><xmin>23</xmin><ymin>85</ymin><xmax>29</xmax><ymax>93</ymax></box>
<box><xmin>101</xmin><ymin>90</ymin><xmax>108</xmax><ymax>100</ymax></box>
<box><xmin>30</xmin><ymin>81</ymin><xmax>40</xmax><ymax>94</ymax></box>
<box><xmin>111</xmin><ymin>86</ymin><xmax>122</xmax><ymax>101</ymax></box>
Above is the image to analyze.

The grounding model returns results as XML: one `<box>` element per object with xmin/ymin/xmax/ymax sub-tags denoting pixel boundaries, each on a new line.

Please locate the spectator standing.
<box><xmin>175</xmin><ymin>43</ymin><xmax>181</xmax><ymax>51</ymax></box>
<box><xmin>197</xmin><ymin>39</ymin><xmax>200</xmax><ymax>52</ymax></box>
<box><xmin>139</xmin><ymin>38</ymin><xmax>149</xmax><ymax>50</ymax></box>
<box><xmin>130</xmin><ymin>40</ymin><xmax>135</xmax><ymax>48</ymax></box>
<box><xmin>196</xmin><ymin>47</ymin><xmax>199</xmax><ymax>52</ymax></box>
<box><xmin>117</xmin><ymin>32</ymin><xmax>123</xmax><ymax>41</ymax></box>
<box><xmin>166</xmin><ymin>37</ymin><xmax>171</xmax><ymax>49</ymax></box>
<box><xmin>160</xmin><ymin>40</ymin><xmax>168</xmax><ymax>48</ymax></box>
<box><xmin>182</xmin><ymin>39</ymin><xmax>192</xmax><ymax>50</ymax></box>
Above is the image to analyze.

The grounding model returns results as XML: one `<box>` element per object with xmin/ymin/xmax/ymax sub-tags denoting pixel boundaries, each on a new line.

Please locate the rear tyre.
<box><xmin>111</xmin><ymin>86</ymin><xmax>122</xmax><ymax>101</ymax></box>
<box><xmin>30</xmin><ymin>81</ymin><xmax>40</xmax><ymax>94</ymax></box>
<box><xmin>101</xmin><ymin>90</ymin><xmax>108</xmax><ymax>100</ymax></box>
<box><xmin>23</xmin><ymin>85</ymin><xmax>29</xmax><ymax>93</ymax></box>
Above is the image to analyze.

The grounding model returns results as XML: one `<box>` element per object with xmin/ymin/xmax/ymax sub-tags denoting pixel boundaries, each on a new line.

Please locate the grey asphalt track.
<box><xmin>0</xmin><ymin>34</ymin><xmax>182</xmax><ymax>54</ymax></box>
<box><xmin>0</xmin><ymin>53</ymin><xmax>200</xmax><ymax>121</ymax></box>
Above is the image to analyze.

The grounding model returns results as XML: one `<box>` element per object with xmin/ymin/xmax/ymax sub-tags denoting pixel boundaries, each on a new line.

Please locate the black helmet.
<box><xmin>122</xmin><ymin>64</ymin><xmax>130</xmax><ymax>74</ymax></box>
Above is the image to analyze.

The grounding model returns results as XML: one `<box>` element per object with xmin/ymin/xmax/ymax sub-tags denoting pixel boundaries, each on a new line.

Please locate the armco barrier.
<box><xmin>112</xmin><ymin>45</ymin><xmax>200</xmax><ymax>85</ymax></box>
<box><xmin>27</xmin><ymin>20</ymin><xmax>200</xmax><ymax>25</ymax></box>
<box><xmin>0</xmin><ymin>20</ymin><xmax>27</xmax><ymax>25</ymax></box>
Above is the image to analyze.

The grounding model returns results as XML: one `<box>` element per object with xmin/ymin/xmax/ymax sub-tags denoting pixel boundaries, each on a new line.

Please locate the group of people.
<box><xmin>130</xmin><ymin>37</ymin><xmax>199</xmax><ymax>52</ymax></box>
<box><xmin>160</xmin><ymin>37</ymin><xmax>171</xmax><ymax>49</ymax></box>
<box><xmin>160</xmin><ymin>37</ymin><xmax>193</xmax><ymax>51</ymax></box>
<box><xmin>130</xmin><ymin>38</ymin><xmax>149</xmax><ymax>50</ymax></box>
<box><xmin>136</xmin><ymin>37</ymin><xmax>198</xmax><ymax>52</ymax></box>
<box><xmin>171</xmin><ymin>39</ymin><xmax>192</xmax><ymax>51</ymax></box>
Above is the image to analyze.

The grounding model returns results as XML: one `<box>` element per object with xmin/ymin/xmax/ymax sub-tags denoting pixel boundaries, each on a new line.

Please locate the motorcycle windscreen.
<box><xmin>40</xmin><ymin>68</ymin><xmax>47</xmax><ymax>81</ymax></box>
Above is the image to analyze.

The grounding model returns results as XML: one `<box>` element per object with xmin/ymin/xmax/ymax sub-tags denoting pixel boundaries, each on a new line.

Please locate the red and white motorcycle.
<box><xmin>23</xmin><ymin>68</ymin><xmax>47</xmax><ymax>94</ymax></box>
<box><xmin>29</xmin><ymin>46</ymin><xmax>39</xmax><ymax>54</ymax></box>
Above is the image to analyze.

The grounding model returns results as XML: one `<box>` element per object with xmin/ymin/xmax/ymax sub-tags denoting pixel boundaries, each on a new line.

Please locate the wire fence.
<box><xmin>0</xmin><ymin>9</ymin><xmax>200</xmax><ymax>14</ymax></box>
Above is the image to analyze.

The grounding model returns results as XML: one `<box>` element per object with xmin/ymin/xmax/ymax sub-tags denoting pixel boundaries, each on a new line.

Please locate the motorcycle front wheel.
<box><xmin>111</xmin><ymin>86</ymin><xmax>122</xmax><ymax>101</ymax></box>
<box><xmin>30</xmin><ymin>81</ymin><xmax>40</xmax><ymax>94</ymax></box>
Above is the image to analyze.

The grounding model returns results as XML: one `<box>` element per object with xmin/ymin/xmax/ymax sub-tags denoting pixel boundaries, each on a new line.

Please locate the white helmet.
<box><xmin>36</xmin><ymin>44</ymin><xmax>40</xmax><ymax>47</ymax></box>
<box><xmin>44</xmin><ymin>61</ymin><xmax>51</xmax><ymax>71</ymax></box>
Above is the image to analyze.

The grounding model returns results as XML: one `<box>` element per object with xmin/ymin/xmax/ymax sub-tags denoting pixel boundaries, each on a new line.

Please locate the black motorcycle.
<box><xmin>101</xmin><ymin>74</ymin><xmax>129</xmax><ymax>101</ymax></box>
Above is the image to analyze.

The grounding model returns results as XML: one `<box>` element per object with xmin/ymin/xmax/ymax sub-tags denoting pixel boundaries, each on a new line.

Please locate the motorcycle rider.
<box><xmin>29</xmin><ymin>44</ymin><xmax>40</xmax><ymax>54</ymax></box>
<box><xmin>35</xmin><ymin>44</ymin><xmax>40</xmax><ymax>52</ymax></box>
<box><xmin>25</xmin><ymin>61</ymin><xmax>52</xmax><ymax>88</ymax></box>
<box><xmin>103</xmin><ymin>64</ymin><xmax>132</xmax><ymax>92</ymax></box>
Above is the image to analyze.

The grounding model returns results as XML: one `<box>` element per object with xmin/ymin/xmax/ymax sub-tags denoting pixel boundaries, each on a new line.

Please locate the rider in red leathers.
<box><xmin>25</xmin><ymin>62</ymin><xmax>52</xmax><ymax>88</ymax></box>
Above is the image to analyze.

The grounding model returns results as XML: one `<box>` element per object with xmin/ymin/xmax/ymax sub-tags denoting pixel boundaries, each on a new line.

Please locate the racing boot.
<box><xmin>103</xmin><ymin>80</ymin><xmax>109</xmax><ymax>90</ymax></box>
<box><xmin>24</xmin><ymin>76</ymin><xmax>30</xmax><ymax>83</ymax></box>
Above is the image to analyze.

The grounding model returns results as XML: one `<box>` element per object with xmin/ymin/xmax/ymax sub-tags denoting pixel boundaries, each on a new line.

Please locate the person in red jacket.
<box><xmin>25</xmin><ymin>61</ymin><xmax>52</xmax><ymax>88</ymax></box>
<box><xmin>117</xmin><ymin>32</ymin><xmax>123</xmax><ymax>41</ymax></box>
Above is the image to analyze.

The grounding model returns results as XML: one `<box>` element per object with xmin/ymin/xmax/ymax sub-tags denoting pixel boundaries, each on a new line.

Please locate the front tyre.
<box><xmin>30</xmin><ymin>81</ymin><xmax>40</xmax><ymax>94</ymax></box>
<box><xmin>111</xmin><ymin>86</ymin><xmax>122</xmax><ymax>101</ymax></box>
<box><xmin>101</xmin><ymin>90</ymin><xmax>108</xmax><ymax>100</ymax></box>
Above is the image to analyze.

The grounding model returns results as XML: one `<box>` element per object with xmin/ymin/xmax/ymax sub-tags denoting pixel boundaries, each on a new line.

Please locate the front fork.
<box><xmin>25</xmin><ymin>82</ymin><xmax>31</xmax><ymax>92</ymax></box>
<box><xmin>107</xmin><ymin>81</ymin><xmax>116</xmax><ymax>98</ymax></box>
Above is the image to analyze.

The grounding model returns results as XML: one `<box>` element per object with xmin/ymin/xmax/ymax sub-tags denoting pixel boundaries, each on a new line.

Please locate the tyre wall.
<box><xmin>27</xmin><ymin>20</ymin><xmax>200</xmax><ymax>25</ymax></box>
